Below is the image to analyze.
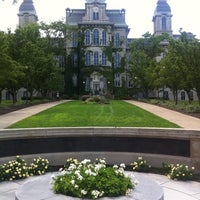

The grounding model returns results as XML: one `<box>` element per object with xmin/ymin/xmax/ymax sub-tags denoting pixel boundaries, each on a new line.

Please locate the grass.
<box><xmin>9</xmin><ymin>100</ymin><xmax>180</xmax><ymax>128</ymax></box>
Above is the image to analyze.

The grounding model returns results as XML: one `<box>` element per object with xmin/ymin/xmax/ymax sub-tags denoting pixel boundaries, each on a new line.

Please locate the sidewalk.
<box><xmin>0</xmin><ymin>100</ymin><xmax>68</xmax><ymax>129</ymax></box>
<box><xmin>125</xmin><ymin>100</ymin><xmax>200</xmax><ymax>130</ymax></box>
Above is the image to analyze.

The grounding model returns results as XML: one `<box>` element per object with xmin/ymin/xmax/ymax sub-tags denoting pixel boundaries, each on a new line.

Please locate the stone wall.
<box><xmin>0</xmin><ymin>127</ymin><xmax>200</xmax><ymax>171</ymax></box>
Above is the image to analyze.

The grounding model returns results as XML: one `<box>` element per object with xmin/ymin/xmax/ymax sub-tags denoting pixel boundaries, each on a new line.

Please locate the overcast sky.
<box><xmin>0</xmin><ymin>0</ymin><xmax>199</xmax><ymax>38</ymax></box>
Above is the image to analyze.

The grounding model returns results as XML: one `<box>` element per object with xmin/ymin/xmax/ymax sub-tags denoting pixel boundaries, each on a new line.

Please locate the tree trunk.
<box><xmin>0</xmin><ymin>89</ymin><xmax>2</xmax><ymax>104</ymax></box>
<box><xmin>10</xmin><ymin>90</ymin><xmax>17</xmax><ymax>104</ymax></box>
<box><xmin>172</xmin><ymin>88</ymin><xmax>178</xmax><ymax>105</ymax></box>
<box><xmin>185</xmin><ymin>90</ymin><xmax>191</xmax><ymax>104</ymax></box>
<box><xmin>196</xmin><ymin>89</ymin><xmax>200</xmax><ymax>106</ymax></box>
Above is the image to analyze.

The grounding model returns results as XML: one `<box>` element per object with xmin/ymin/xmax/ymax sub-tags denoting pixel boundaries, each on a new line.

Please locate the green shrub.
<box><xmin>1</xmin><ymin>156</ymin><xmax>29</xmax><ymax>181</ymax></box>
<box><xmin>162</xmin><ymin>162</ymin><xmax>174</xmax><ymax>174</ymax></box>
<box><xmin>164</xmin><ymin>163</ymin><xmax>195</xmax><ymax>181</ymax></box>
<box><xmin>0</xmin><ymin>156</ymin><xmax>49</xmax><ymax>182</ymax></box>
<box><xmin>81</xmin><ymin>95</ymin><xmax>91</xmax><ymax>101</ymax></box>
<box><xmin>28</xmin><ymin>157</ymin><xmax>49</xmax><ymax>176</ymax></box>
<box><xmin>52</xmin><ymin>158</ymin><xmax>136</xmax><ymax>199</ymax></box>
<box><xmin>131</xmin><ymin>156</ymin><xmax>151</xmax><ymax>172</ymax></box>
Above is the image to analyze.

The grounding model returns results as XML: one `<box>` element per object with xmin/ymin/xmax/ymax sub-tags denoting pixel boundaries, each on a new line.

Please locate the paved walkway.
<box><xmin>125</xmin><ymin>100</ymin><xmax>200</xmax><ymax>130</ymax></box>
<box><xmin>0</xmin><ymin>100</ymin><xmax>200</xmax><ymax>199</ymax></box>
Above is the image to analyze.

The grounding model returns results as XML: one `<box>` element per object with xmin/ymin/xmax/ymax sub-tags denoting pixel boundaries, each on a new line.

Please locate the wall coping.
<box><xmin>0</xmin><ymin>127</ymin><xmax>200</xmax><ymax>140</ymax></box>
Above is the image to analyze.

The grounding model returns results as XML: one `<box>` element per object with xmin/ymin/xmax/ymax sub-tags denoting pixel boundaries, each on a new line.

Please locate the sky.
<box><xmin>0</xmin><ymin>0</ymin><xmax>200</xmax><ymax>39</ymax></box>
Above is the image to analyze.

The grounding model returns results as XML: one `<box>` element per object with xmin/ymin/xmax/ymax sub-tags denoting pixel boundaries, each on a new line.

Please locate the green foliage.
<box><xmin>83</xmin><ymin>96</ymin><xmax>110</xmax><ymax>104</ymax></box>
<box><xmin>131</xmin><ymin>156</ymin><xmax>151</xmax><ymax>172</ymax></box>
<box><xmin>53</xmin><ymin>158</ymin><xmax>135</xmax><ymax>199</ymax></box>
<box><xmin>147</xmin><ymin>99</ymin><xmax>200</xmax><ymax>114</ymax></box>
<box><xmin>162</xmin><ymin>163</ymin><xmax>195</xmax><ymax>181</ymax></box>
<box><xmin>128</xmin><ymin>33</ymin><xmax>166</xmax><ymax>98</ymax></box>
<box><xmin>28</xmin><ymin>157</ymin><xmax>49</xmax><ymax>176</ymax></box>
<box><xmin>0</xmin><ymin>156</ymin><xmax>49</xmax><ymax>182</ymax></box>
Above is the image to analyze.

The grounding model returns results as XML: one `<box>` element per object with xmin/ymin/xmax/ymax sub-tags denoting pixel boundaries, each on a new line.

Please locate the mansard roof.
<box><xmin>66</xmin><ymin>9</ymin><xmax>127</xmax><ymax>26</ymax></box>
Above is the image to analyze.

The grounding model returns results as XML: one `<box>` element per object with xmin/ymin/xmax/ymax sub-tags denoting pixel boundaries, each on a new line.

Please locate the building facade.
<box><xmin>65</xmin><ymin>0</ymin><xmax>130</xmax><ymax>97</ymax></box>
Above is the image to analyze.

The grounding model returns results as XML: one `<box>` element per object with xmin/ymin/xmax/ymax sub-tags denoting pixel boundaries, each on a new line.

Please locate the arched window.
<box><xmin>93</xmin><ymin>29</ymin><xmax>99</xmax><ymax>46</ymax></box>
<box><xmin>102</xmin><ymin>30</ymin><xmax>107</xmax><ymax>45</ymax></box>
<box><xmin>114</xmin><ymin>52</ymin><xmax>120</xmax><ymax>67</ymax></box>
<box><xmin>85</xmin><ymin>51</ymin><xmax>91</xmax><ymax>66</ymax></box>
<box><xmin>102</xmin><ymin>52</ymin><xmax>107</xmax><ymax>66</ymax></box>
<box><xmin>94</xmin><ymin>51</ymin><xmax>99</xmax><ymax>66</ymax></box>
<box><xmin>162</xmin><ymin>17</ymin><xmax>167</xmax><ymax>31</ymax></box>
<box><xmin>181</xmin><ymin>91</ymin><xmax>185</xmax><ymax>100</ymax></box>
<box><xmin>114</xmin><ymin>33</ymin><xmax>120</xmax><ymax>48</ymax></box>
<box><xmin>85</xmin><ymin>30</ymin><xmax>90</xmax><ymax>45</ymax></box>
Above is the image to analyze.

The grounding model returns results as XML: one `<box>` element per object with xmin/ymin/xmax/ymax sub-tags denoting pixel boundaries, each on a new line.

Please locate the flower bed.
<box><xmin>52</xmin><ymin>158</ymin><xmax>136</xmax><ymax>199</ymax></box>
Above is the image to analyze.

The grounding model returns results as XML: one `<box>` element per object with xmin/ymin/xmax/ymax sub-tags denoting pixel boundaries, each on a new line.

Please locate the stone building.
<box><xmin>65</xmin><ymin>0</ymin><xmax>130</xmax><ymax>97</ymax></box>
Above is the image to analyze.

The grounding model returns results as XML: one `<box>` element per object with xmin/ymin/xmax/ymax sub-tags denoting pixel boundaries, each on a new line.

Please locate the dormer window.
<box><xmin>93</xmin><ymin>6</ymin><xmax>99</xmax><ymax>20</ymax></box>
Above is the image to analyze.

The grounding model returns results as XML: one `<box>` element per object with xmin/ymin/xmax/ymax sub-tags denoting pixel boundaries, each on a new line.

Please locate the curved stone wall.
<box><xmin>0</xmin><ymin>127</ymin><xmax>200</xmax><ymax>171</ymax></box>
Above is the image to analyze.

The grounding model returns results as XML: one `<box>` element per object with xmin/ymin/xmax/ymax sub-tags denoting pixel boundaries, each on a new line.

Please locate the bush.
<box><xmin>131</xmin><ymin>156</ymin><xmax>151</xmax><ymax>172</ymax></box>
<box><xmin>81</xmin><ymin>95</ymin><xmax>91</xmax><ymax>101</ymax></box>
<box><xmin>28</xmin><ymin>157</ymin><xmax>49</xmax><ymax>176</ymax></box>
<box><xmin>163</xmin><ymin>163</ymin><xmax>195</xmax><ymax>181</ymax></box>
<box><xmin>52</xmin><ymin>158</ymin><xmax>136</xmax><ymax>199</ymax></box>
<box><xmin>0</xmin><ymin>156</ymin><xmax>49</xmax><ymax>182</ymax></box>
<box><xmin>84</xmin><ymin>96</ymin><xmax>110</xmax><ymax>104</ymax></box>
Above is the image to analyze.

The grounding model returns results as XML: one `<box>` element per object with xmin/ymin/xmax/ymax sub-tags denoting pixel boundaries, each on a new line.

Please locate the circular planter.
<box><xmin>15</xmin><ymin>172</ymin><xmax>164</xmax><ymax>200</ymax></box>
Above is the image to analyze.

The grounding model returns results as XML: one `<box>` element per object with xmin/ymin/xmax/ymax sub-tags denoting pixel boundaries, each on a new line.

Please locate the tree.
<box><xmin>159</xmin><ymin>31</ymin><xmax>200</xmax><ymax>104</ymax></box>
<box><xmin>40</xmin><ymin>21</ymin><xmax>72</xmax><ymax>97</ymax></box>
<box><xmin>0</xmin><ymin>31</ymin><xmax>24</xmax><ymax>104</ymax></box>
<box><xmin>9</xmin><ymin>23</ymin><xmax>63</xmax><ymax>101</ymax></box>
<box><xmin>128</xmin><ymin>32</ymin><xmax>167</xmax><ymax>98</ymax></box>
<box><xmin>159</xmin><ymin>51</ymin><xmax>183</xmax><ymax>104</ymax></box>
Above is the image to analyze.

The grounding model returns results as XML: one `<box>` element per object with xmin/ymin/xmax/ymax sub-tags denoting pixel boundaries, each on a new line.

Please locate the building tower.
<box><xmin>18</xmin><ymin>0</ymin><xmax>38</xmax><ymax>27</ymax></box>
<box><xmin>152</xmin><ymin>0</ymin><xmax>172</xmax><ymax>36</ymax></box>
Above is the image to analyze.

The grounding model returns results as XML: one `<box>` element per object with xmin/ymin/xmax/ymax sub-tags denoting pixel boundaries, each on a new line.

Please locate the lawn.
<box><xmin>9</xmin><ymin>100</ymin><xmax>180</xmax><ymax>128</ymax></box>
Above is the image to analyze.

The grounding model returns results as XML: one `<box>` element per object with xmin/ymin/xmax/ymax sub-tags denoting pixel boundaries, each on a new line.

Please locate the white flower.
<box><xmin>81</xmin><ymin>189</ymin><xmax>87</xmax><ymax>195</ymax></box>
<box><xmin>77</xmin><ymin>174</ymin><xmax>83</xmax><ymax>180</ymax></box>
<box><xmin>113</xmin><ymin>165</ymin><xmax>118</xmax><ymax>169</ymax></box>
<box><xmin>81</xmin><ymin>159</ymin><xmax>91</xmax><ymax>165</ymax></box>
<box><xmin>120</xmin><ymin>163</ymin><xmax>126</xmax><ymax>169</ymax></box>
<box><xmin>126</xmin><ymin>188</ymin><xmax>133</xmax><ymax>196</ymax></box>
<box><xmin>74</xmin><ymin>184</ymin><xmax>79</xmax><ymax>189</ymax></box>
<box><xmin>59</xmin><ymin>168</ymin><xmax>63</xmax><ymax>172</ymax></box>
<box><xmin>60</xmin><ymin>170</ymin><xmax>68</xmax><ymax>176</ymax></box>
<box><xmin>68</xmin><ymin>164</ymin><xmax>76</xmax><ymax>171</ymax></box>
<box><xmin>91</xmin><ymin>190</ymin><xmax>101</xmax><ymax>198</ymax></box>
<box><xmin>70</xmin><ymin>179</ymin><xmax>75</xmax><ymax>185</ymax></box>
